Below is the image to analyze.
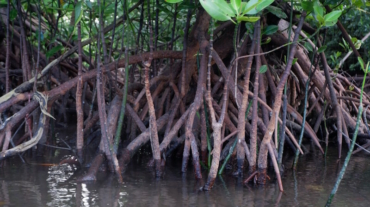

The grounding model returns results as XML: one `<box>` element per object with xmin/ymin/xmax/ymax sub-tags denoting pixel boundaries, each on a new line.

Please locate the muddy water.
<box><xmin>1</xmin><ymin>145</ymin><xmax>370</xmax><ymax>206</ymax></box>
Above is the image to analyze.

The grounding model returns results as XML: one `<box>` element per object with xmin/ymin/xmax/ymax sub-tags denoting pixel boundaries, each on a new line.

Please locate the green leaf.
<box><xmin>243</xmin><ymin>0</ymin><xmax>260</xmax><ymax>15</ymax></box>
<box><xmin>301</xmin><ymin>1</ymin><xmax>314</xmax><ymax>12</ymax></box>
<box><xmin>336</xmin><ymin>51</ymin><xmax>342</xmax><ymax>58</ymax></box>
<box><xmin>261</xmin><ymin>37</ymin><xmax>271</xmax><ymax>45</ymax></box>
<box><xmin>178</xmin><ymin>1</ymin><xmax>197</xmax><ymax>10</ymax></box>
<box><xmin>259</xmin><ymin>65</ymin><xmax>268</xmax><ymax>73</ymax></box>
<box><xmin>330</xmin><ymin>55</ymin><xmax>335</xmax><ymax>63</ymax></box>
<box><xmin>199</xmin><ymin>0</ymin><xmax>233</xmax><ymax>21</ymax></box>
<box><xmin>292</xmin><ymin>58</ymin><xmax>298</xmax><ymax>65</ymax></box>
<box><xmin>316</xmin><ymin>14</ymin><xmax>325</xmax><ymax>25</ymax></box>
<box><xmin>63</xmin><ymin>3</ymin><xmax>73</xmax><ymax>10</ymax></box>
<box><xmin>266</xmin><ymin>6</ymin><xmax>287</xmax><ymax>19</ymax></box>
<box><xmin>324</xmin><ymin>10</ymin><xmax>342</xmax><ymax>23</ymax></box>
<box><xmin>349</xmin><ymin>85</ymin><xmax>354</xmax><ymax>91</ymax></box>
<box><xmin>9</xmin><ymin>9</ymin><xmax>17</xmax><ymax>21</ymax></box>
<box><xmin>313</xmin><ymin>5</ymin><xmax>324</xmax><ymax>17</ymax></box>
<box><xmin>75</xmin><ymin>2</ymin><xmax>83</xmax><ymax>25</ymax></box>
<box><xmin>358</xmin><ymin>57</ymin><xmax>364</xmax><ymax>70</ymax></box>
<box><xmin>165</xmin><ymin>0</ymin><xmax>183</xmax><ymax>3</ymax></box>
<box><xmin>353</xmin><ymin>0</ymin><xmax>364</xmax><ymax>8</ymax></box>
<box><xmin>255</xmin><ymin>0</ymin><xmax>274</xmax><ymax>12</ymax></box>
<box><xmin>262</xmin><ymin>25</ymin><xmax>278</xmax><ymax>35</ymax></box>
<box><xmin>324</xmin><ymin>20</ymin><xmax>336</xmax><ymax>27</ymax></box>
<box><xmin>304</xmin><ymin>42</ymin><xmax>313</xmax><ymax>52</ymax></box>
<box><xmin>230</xmin><ymin>0</ymin><xmax>241</xmax><ymax>14</ymax></box>
<box><xmin>219</xmin><ymin>2</ymin><xmax>237</xmax><ymax>16</ymax></box>
<box><xmin>46</xmin><ymin>45</ymin><xmax>63</xmax><ymax>58</ymax></box>
<box><xmin>158</xmin><ymin>4</ymin><xmax>173</xmax><ymax>15</ymax></box>
<box><xmin>203</xmin><ymin>0</ymin><xmax>236</xmax><ymax>17</ymax></box>
<box><xmin>317</xmin><ymin>45</ymin><xmax>327</xmax><ymax>53</ymax></box>
<box><xmin>355</xmin><ymin>41</ymin><xmax>362</xmax><ymax>50</ymax></box>
<box><xmin>85</xmin><ymin>0</ymin><xmax>92</xmax><ymax>9</ymax></box>
<box><xmin>237</xmin><ymin>16</ymin><xmax>260</xmax><ymax>22</ymax></box>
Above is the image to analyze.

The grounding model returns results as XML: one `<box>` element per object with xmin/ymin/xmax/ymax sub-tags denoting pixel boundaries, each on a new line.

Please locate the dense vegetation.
<box><xmin>0</xmin><ymin>0</ymin><xmax>369</xmax><ymax>204</ymax></box>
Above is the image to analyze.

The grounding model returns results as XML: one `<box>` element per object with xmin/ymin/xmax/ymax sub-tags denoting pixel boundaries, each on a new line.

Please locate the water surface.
<box><xmin>1</xmin><ymin>145</ymin><xmax>370</xmax><ymax>206</ymax></box>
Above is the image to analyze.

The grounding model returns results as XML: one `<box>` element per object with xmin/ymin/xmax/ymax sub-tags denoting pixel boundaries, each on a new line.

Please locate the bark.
<box><xmin>236</xmin><ymin>23</ymin><xmax>257</xmax><ymax>176</ymax></box>
<box><xmin>76</xmin><ymin>4</ymin><xmax>84</xmax><ymax>158</ymax></box>
<box><xmin>78</xmin><ymin>153</ymin><xmax>105</xmax><ymax>182</ymax></box>
<box><xmin>119</xmin><ymin>114</ymin><xmax>169</xmax><ymax>171</ymax></box>
<box><xmin>257</xmin><ymin>12</ymin><xmax>306</xmax><ymax>183</ymax></box>
<box><xmin>250</xmin><ymin>20</ymin><xmax>261</xmax><ymax>174</ymax></box>
<box><xmin>143</xmin><ymin>29</ymin><xmax>162</xmax><ymax>177</ymax></box>
<box><xmin>95</xmin><ymin>9</ymin><xmax>122</xmax><ymax>182</ymax></box>
<box><xmin>317</xmin><ymin>39</ymin><xmax>343</xmax><ymax>158</ymax></box>
<box><xmin>181</xmin><ymin>9</ymin><xmax>210</xmax><ymax>178</ymax></box>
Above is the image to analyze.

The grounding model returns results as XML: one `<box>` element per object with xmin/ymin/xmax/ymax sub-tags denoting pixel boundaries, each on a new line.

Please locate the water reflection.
<box><xmin>47</xmin><ymin>163</ymin><xmax>76</xmax><ymax>207</ymax></box>
<box><xmin>0</xmin><ymin>148</ymin><xmax>370</xmax><ymax>206</ymax></box>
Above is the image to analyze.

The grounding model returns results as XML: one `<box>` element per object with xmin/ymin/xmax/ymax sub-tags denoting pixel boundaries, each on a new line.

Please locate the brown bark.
<box><xmin>119</xmin><ymin>114</ymin><xmax>169</xmax><ymax>171</ymax></box>
<box><xmin>250</xmin><ymin>20</ymin><xmax>261</xmax><ymax>174</ymax></box>
<box><xmin>257</xmin><ymin>12</ymin><xmax>306</xmax><ymax>183</ymax></box>
<box><xmin>16</xmin><ymin>0</ymin><xmax>31</xmax><ymax>81</ymax></box>
<box><xmin>200</xmin><ymin>105</ymin><xmax>208</xmax><ymax>164</ymax></box>
<box><xmin>181</xmin><ymin>9</ymin><xmax>210</xmax><ymax>178</ymax></box>
<box><xmin>317</xmin><ymin>39</ymin><xmax>343</xmax><ymax>158</ymax></box>
<box><xmin>143</xmin><ymin>29</ymin><xmax>162</xmax><ymax>177</ymax></box>
<box><xmin>78</xmin><ymin>153</ymin><xmax>105</xmax><ymax>182</ymax></box>
<box><xmin>236</xmin><ymin>24</ymin><xmax>257</xmax><ymax>176</ymax></box>
<box><xmin>203</xmin><ymin>19</ymin><xmax>230</xmax><ymax>189</ymax></box>
<box><xmin>76</xmin><ymin>5</ymin><xmax>84</xmax><ymax>158</ymax></box>
<box><xmin>96</xmin><ymin>27</ymin><xmax>122</xmax><ymax>183</ymax></box>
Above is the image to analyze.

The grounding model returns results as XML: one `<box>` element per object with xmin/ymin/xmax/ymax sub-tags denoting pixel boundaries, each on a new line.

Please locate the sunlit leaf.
<box><xmin>255</xmin><ymin>0</ymin><xmax>274</xmax><ymax>13</ymax></box>
<box><xmin>165</xmin><ymin>0</ymin><xmax>183</xmax><ymax>3</ymax></box>
<box><xmin>316</xmin><ymin>14</ymin><xmax>325</xmax><ymax>25</ymax></box>
<box><xmin>199</xmin><ymin>0</ymin><xmax>233</xmax><ymax>21</ymax></box>
<box><xmin>237</xmin><ymin>15</ymin><xmax>260</xmax><ymax>22</ymax></box>
<box><xmin>324</xmin><ymin>10</ymin><xmax>342</xmax><ymax>23</ymax></box>
<box><xmin>243</xmin><ymin>0</ymin><xmax>259</xmax><ymax>15</ymax></box>
<box><xmin>324</xmin><ymin>20</ymin><xmax>336</xmax><ymax>27</ymax></box>
<box><xmin>217</xmin><ymin>1</ymin><xmax>237</xmax><ymax>16</ymax></box>
<box><xmin>313</xmin><ymin>5</ymin><xmax>324</xmax><ymax>17</ymax></box>
<box><xmin>230</xmin><ymin>0</ymin><xmax>241</xmax><ymax>14</ymax></box>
